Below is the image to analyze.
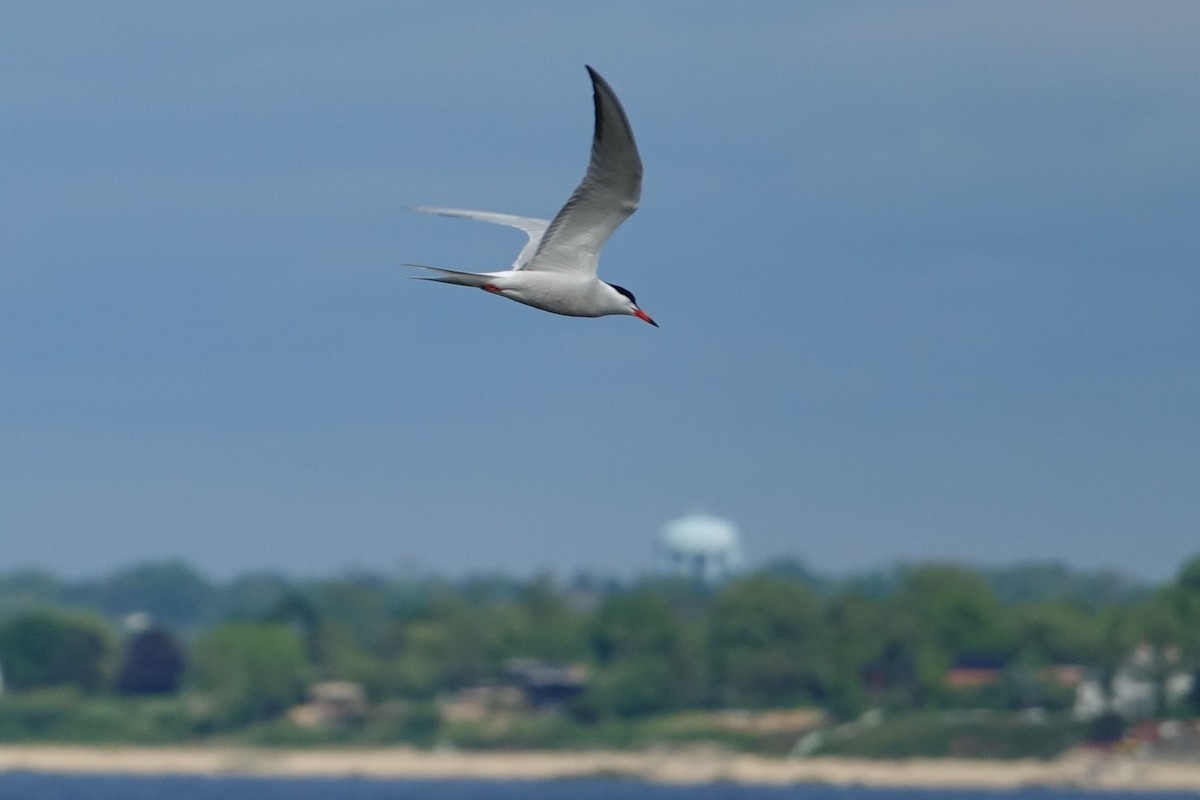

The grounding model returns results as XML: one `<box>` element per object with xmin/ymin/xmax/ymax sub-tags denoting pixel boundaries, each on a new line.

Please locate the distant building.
<box><xmin>502</xmin><ymin>658</ymin><xmax>589</xmax><ymax>712</ymax></box>
<box><xmin>288</xmin><ymin>681</ymin><xmax>368</xmax><ymax>728</ymax></box>
<box><xmin>944</xmin><ymin>655</ymin><xmax>1005</xmax><ymax>689</ymax></box>
<box><xmin>656</xmin><ymin>513</ymin><xmax>743</xmax><ymax>583</ymax></box>
<box><xmin>438</xmin><ymin>660</ymin><xmax>589</xmax><ymax>721</ymax></box>
<box><xmin>1073</xmin><ymin>643</ymin><xmax>1196</xmax><ymax>721</ymax></box>
<box><xmin>1074</xmin><ymin>677</ymin><xmax>1108</xmax><ymax>720</ymax></box>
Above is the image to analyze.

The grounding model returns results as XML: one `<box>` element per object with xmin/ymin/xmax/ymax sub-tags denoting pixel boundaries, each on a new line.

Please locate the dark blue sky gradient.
<box><xmin>2</xmin><ymin>3</ymin><xmax>1197</xmax><ymax>580</ymax></box>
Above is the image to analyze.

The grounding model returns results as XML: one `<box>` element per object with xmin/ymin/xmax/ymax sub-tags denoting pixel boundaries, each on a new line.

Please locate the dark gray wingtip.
<box><xmin>586</xmin><ymin>66</ymin><xmax>605</xmax><ymax>142</ymax></box>
<box><xmin>585</xmin><ymin>66</ymin><xmax>621</xmax><ymax>144</ymax></box>
<box><xmin>583</xmin><ymin>66</ymin><xmax>638</xmax><ymax>158</ymax></box>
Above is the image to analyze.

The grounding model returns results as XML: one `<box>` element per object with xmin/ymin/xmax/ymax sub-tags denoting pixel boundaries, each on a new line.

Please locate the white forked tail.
<box><xmin>403</xmin><ymin>264</ymin><xmax>496</xmax><ymax>287</ymax></box>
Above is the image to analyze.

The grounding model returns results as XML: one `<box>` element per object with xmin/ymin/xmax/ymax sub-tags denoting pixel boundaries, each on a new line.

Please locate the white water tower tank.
<box><xmin>656</xmin><ymin>513</ymin><xmax>743</xmax><ymax>583</ymax></box>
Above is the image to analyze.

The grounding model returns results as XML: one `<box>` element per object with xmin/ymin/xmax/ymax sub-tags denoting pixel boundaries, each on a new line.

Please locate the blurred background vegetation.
<box><xmin>1</xmin><ymin>555</ymin><xmax>1199</xmax><ymax>758</ymax></box>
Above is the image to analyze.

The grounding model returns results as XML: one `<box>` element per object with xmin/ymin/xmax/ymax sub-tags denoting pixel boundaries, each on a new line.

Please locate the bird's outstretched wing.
<box><xmin>410</xmin><ymin>206</ymin><xmax>550</xmax><ymax>270</ymax></box>
<box><xmin>525</xmin><ymin>66</ymin><xmax>642</xmax><ymax>277</ymax></box>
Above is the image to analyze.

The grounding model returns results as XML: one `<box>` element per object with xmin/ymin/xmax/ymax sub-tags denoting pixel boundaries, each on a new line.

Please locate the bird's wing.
<box><xmin>524</xmin><ymin>66</ymin><xmax>642</xmax><ymax>277</ymax></box>
<box><xmin>410</xmin><ymin>206</ymin><xmax>550</xmax><ymax>270</ymax></box>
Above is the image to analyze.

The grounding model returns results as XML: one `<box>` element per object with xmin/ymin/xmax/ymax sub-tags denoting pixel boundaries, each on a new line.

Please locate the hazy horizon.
<box><xmin>1</xmin><ymin>552</ymin><xmax>1173</xmax><ymax>595</ymax></box>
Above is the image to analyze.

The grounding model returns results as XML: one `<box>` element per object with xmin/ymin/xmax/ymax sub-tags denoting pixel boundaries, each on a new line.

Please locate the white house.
<box><xmin>1074</xmin><ymin>644</ymin><xmax>1196</xmax><ymax>721</ymax></box>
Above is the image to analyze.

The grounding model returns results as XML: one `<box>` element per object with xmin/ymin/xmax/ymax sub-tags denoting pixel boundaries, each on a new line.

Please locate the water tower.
<box><xmin>656</xmin><ymin>513</ymin><xmax>743</xmax><ymax>583</ymax></box>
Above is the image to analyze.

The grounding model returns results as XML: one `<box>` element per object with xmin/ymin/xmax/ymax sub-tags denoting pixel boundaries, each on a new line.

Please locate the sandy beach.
<box><xmin>1</xmin><ymin>745</ymin><xmax>1199</xmax><ymax>791</ymax></box>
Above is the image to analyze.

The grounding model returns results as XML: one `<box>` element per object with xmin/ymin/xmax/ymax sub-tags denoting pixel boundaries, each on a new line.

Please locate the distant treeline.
<box><xmin>0</xmin><ymin>558</ymin><xmax>1153</xmax><ymax>631</ymax></box>
<box><xmin>0</xmin><ymin>556</ymin><xmax>1196</xmax><ymax>746</ymax></box>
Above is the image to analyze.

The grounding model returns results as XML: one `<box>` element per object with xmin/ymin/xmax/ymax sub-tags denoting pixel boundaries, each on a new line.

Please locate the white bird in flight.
<box><xmin>409</xmin><ymin>66</ymin><xmax>656</xmax><ymax>327</ymax></box>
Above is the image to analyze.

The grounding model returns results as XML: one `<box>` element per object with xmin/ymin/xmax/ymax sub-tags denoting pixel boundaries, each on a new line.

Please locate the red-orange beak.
<box><xmin>634</xmin><ymin>308</ymin><xmax>658</xmax><ymax>327</ymax></box>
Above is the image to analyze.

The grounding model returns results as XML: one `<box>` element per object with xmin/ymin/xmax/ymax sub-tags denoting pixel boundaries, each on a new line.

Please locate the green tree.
<box><xmin>710</xmin><ymin>575</ymin><xmax>828</xmax><ymax>708</ymax></box>
<box><xmin>267</xmin><ymin>590</ymin><xmax>322</xmax><ymax>665</ymax></box>
<box><xmin>308</xmin><ymin>620</ymin><xmax>385</xmax><ymax>693</ymax></box>
<box><xmin>1186</xmin><ymin>667</ymin><xmax>1200</xmax><ymax>717</ymax></box>
<box><xmin>215</xmin><ymin>572</ymin><xmax>296</xmax><ymax>621</ymax></box>
<box><xmin>65</xmin><ymin>561</ymin><xmax>215</xmax><ymax>629</ymax></box>
<box><xmin>984</xmin><ymin>562</ymin><xmax>1148</xmax><ymax>609</ymax></box>
<box><xmin>1010</xmin><ymin>601</ymin><xmax>1103</xmax><ymax>665</ymax></box>
<box><xmin>506</xmin><ymin>576</ymin><xmax>588</xmax><ymax>661</ymax></box>
<box><xmin>1163</xmin><ymin>553</ymin><xmax>1200</xmax><ymax>657</ymax></box>
<box><xmin>582</xmin><ymin>655</ymin><xmax>679</xmax><ymax>719</ymax></box>
<box><xmin>0</xmin><ymin>610</ymin><xmax>114</xmax><ymax>693</ymax></box>
<box><xmin>116</xmin><ymin>626</ymin><xmax>186</xmax><ymax>695</ymax></box>
<box><xmin>380</xmin><ymin>592</ymin><xmax>499</xmax><ymax>697</ymax></box>
<box><xmin>886</xmin><ymin>566</ymin><xmax>1017</xmax><ymax>707</ymax></box>
<box><xmin>582</xmin><ymin>590</ymin><xmax>698</xmax><ymax>717</ymax></box>
<box><xmin>592</xmin><ymin>591</ymin><xmax>680</xmax><ymax>663</ymax></box>
<box><xmin>189</xmin><ymin>622</ymin><xmax>309</xmax><ymax>726</ymax></box>
<box><xmin>824</xmin><ymin>592</ymin><xmax>888</xmax><ymax>716</ymax></box>
<box><xmin>896</xmin><ymin>565</ymin><xmax>1012</xmax><ymax>659</ymax></box>
<box><xmin>0</xmin><ymin>570</ymin><xmax>60</xmax><ymax>619</ymax></box>
<box><xmin>313</xmin><ymin>575</ymin><xmax>392</xmax><ymax>652</ymax></box>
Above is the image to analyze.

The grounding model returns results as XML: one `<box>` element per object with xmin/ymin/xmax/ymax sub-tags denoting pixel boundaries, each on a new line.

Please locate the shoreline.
<box><xmin>2</xmin><ymin>745</ymin><xmax>1200</xmax><ymax>790</ymax></box>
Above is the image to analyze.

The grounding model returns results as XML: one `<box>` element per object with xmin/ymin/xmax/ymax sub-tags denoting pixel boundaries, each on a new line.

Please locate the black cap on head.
<box><xmin>606</xmin><ymin>282</ymin><xmax>637</xmax><ymax>305</ymax></box>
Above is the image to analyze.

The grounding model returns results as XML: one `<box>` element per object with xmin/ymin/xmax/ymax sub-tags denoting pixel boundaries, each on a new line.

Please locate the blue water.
<box><xmin>0</xmin><ymin>775</ymin><xmax>1194</xmax><ymax>800</ymax></box>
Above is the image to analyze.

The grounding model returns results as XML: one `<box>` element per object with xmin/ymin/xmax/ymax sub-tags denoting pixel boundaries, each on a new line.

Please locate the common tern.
<box><xmin>409</xmin><ymin>66</ymin><xmax>656</xmax><ymax>327</ymax></box>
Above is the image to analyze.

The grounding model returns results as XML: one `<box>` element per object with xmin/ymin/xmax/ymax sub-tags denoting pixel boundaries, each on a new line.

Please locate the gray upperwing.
<box><xmin>526</xmin><ymin>66</ymin><xmax>642</xmax><ymax>276</ymax></box>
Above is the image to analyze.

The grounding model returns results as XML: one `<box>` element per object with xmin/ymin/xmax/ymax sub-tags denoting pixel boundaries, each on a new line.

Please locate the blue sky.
<box><xmin>2</xmin><ymin>3</ymin><xmax>1197</xmax><ymax>581</ymax></box>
